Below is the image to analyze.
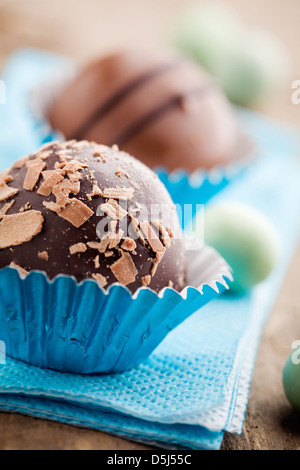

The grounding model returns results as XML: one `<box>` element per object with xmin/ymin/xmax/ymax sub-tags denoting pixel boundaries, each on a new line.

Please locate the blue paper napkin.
<box><xmin>0</xmin><ymin>49</ymin><xmax>300</xmax><ymax>450</ymax></box>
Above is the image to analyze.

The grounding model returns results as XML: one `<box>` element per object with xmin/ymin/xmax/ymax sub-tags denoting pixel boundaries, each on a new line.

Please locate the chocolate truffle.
<box><xmin>204</xmin><ymin>203</ymin><xmax>279</xmax><ymax>291</ymax></box>
<box><xmin>49</xmin><ymin>49</ymin><xmax>242</xmax><ymax>172</ymax></box>
<box><xmin>0</xmin><ymin>140</ymin><xmax>186</xmax><ymax>293</ymax></box>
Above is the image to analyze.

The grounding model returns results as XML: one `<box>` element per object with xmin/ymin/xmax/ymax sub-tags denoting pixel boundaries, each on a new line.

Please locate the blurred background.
<box><xmin>0</xmin><ymin>0</ymin><xmax>299</xmax><ymax>127</ymax></box>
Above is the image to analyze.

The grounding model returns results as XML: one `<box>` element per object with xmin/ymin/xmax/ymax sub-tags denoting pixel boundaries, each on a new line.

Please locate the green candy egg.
<box><xmin>172</xmin><ymin>3</ymin><xmax>290</xmax><ymax>106</ymax></box>
<box><xmin>173</xmin><ymin>3</ymin><xmax>241</xmax><ymax>75</ymax></box>
<box><xmin>204</xmin><ymin>203</ymin><xmax>279</xmax><ymax>291</ymax></box>
<box><xmin>214</xmin><ymin>29</ymin><xmax>290</xmax><ymax>106</ymax></box>
<box><xmin>283</xmin><ymin>348</ymin><xmax>300</xmax><ymax>411</ymax></box>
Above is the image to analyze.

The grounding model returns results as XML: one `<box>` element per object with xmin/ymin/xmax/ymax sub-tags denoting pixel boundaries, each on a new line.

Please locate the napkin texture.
<box><xmin>0</xmin><ymin>49</ymin><xmax>300</xmax><ymax>449</ymax></box>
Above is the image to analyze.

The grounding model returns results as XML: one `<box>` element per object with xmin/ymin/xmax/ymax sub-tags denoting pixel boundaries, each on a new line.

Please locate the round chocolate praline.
<box><xmin>49</xmin><ymin>49</ymin><xmax>241</xmax><ymax>172</ymax></box>
<box><xmin>0</xmin><ymin>141</ymin><xmax>186</xmax><ymax>293</ymax></box>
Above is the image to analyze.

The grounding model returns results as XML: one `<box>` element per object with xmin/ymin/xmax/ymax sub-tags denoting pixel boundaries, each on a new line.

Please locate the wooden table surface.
<box><xmin>0</xmin><ymin>0</ymin><xmax>300</xmax><ymax>450</ymax></box>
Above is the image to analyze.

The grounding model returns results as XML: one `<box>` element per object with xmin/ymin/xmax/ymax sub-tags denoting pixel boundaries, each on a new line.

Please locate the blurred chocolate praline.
<box><xmin>0</xmin><ymin>141</ymin><xmax>186</xmax><ymax>293</ymax></box>
<box><xmin>49</xmin><ymin>49</ymin><xmax>242</xmax><ymax>172</ymax></box>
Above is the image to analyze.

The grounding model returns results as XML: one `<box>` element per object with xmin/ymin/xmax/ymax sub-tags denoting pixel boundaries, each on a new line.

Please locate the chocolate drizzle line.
<box><xmin>111</xmin><ymin>83</ymin><xmax>214</xmax><ymax>147</ymax></box>
<box><xmin>75</xmin><ymin>60</ymin><xmax>184</xmax><ymax>140</ymax></box>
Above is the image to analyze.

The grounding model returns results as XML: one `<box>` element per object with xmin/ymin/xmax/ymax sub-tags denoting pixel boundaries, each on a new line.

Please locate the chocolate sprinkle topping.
<box><xmin>0</xmin><ymin>141</ymin><xmax>186</xmax><ymax>293</ymax></box>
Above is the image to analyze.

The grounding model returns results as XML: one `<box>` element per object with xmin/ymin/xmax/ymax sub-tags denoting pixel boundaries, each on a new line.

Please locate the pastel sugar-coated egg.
<box><xmin>204</xmin><ymin>203</ymin><xmax>279</xmax><ymax>291</ymax></box>
<box><xmin>173</xmin><ymin>2</ymin><xmax>242</xmax><ymax>75</ymax></box>
<box><xmin>215</xmin><ymin>29</ymin><xmax>291</xmax><ymax>106</ymax></box>
<box><xmin>173</xmin><ymin>2</ymin><xmax>290</xmax><ymax>106</ymax></box>
<box><xmin>283</xmin><ymin>349</ymin><xmax>300</xmax><ymax>411</ymax></box>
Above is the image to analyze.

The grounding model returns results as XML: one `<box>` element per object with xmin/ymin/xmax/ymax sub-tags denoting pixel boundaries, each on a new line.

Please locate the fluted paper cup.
<box><xmin>0</xmin><ymin>244</ymin><xmax>232</xmax><ymax>374</ymax></box>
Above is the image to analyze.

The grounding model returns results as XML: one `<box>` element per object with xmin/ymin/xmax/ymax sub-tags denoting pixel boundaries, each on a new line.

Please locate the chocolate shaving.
<box><xmin>92</xmin><ymin>273</ymin><xmax>107</xmax><ymax>288</ymax></box>
<box><xmin>58</xmin><ymin>199</ymin><xmax>94</xmax><ymax>228</ymax></box>
<box><xmin>0</xmin><ymin>210</ymin><xmax>44</xmax><ymax>249</ymax></box>
<box><xmin>129</xmin><ymin>215</ymin><xmax>140</xmax><ymax>231</ymax></box>
<box><xmin>12</xmin><ymin>156</ymin><xmax>30</xmax><ymax>169</ymax></box>
<box><xmin>23</xmin><ymin>159</ymin><xmax>46</xmax><ymax>191</ymax></box>
<box><xmin>39</xmin><ymin>141</ymin><xmax>58</xmax><ymax>152</ymax></box>
<box><xmin>57</xmin><ymin>150</ymin><xmax>73</xmax><ymax>161</ymax></box>
<box><xmin>167</xmin><ymin>227</ymin><xmax>175</xmax><ymax>239</ymax></box>
<box><xmin>38</xmin><ymin>251</ymin><xmax>49</xmax><ymax>261</ymax></box>
<box><xmin>100</xmin><ymin>199</ymin><xmax>127</xmax><ymax>220</ymax></box>
<box><xmin>0</xmin><ymin>169</ymin><xmax>13</xmax><ymax>186</ymax></box>
<box><xmin>19</xmin><ymin>202</ymin><xmax>32</xmax><ymax>213</ymax></box>
<box><xmin>104</xmin><ymin>251</ymin><xmax>114</xmax><ymax>257</ymax></box>
<box><xmin>110</xmin><ymin>251</ymin><xmax>137</xmax><ymax>286</ymax></box>
<box><xmin>87</xmin><ymin>241</ymin><xmax>102</xmax><ymax>250</ymax></box>
<box><xmin>52</xmin><ymin>186</ymin><xmax>71</xmax><ymax>207</ymax></box>
<box><xmin>115</xmin><ymin>168</ymin><xmax>130</xmax><ymax>179</ymax></box>
<box><xmin>152</xmin><ymin>220</ymin><xmax>171</xmax><ymax>248</ymax></box>
<box><xmin>55</xmin><ymin>161</ymin><xmax>65</xmax><ymax>170</ymax></box>
<box><xmin>61</xmin><ymin>139</ymin><xmax>77</xmax><ymax>148</ymax></box>
<box><xmin>139</xmin><ymin>221</ymin><xmax>164</xmax><ymax>253</ymax></box>
<box><xmin>42</xmin><ymin>170</ymin><xmax>65</xmax><ymax>179</ymax></box>
<box><xmin>92</xmin><ymin>229</ymin><xmax>124</xmax><ymax>253</ymax></box>
<box><xmin>94</xmin><ymin>255</ymin><xmax>100</xmax><ymax>268</ymax></box>
<box><xmin>43</xmin><ymin>198</ymin><xmax>93</xmax><ymax>228</ymax></box>
<box><xmin>141</xmin><ymin>275</ymin><xmax>151</xmax><ymax>287</ymax></box>
<box><xmin>0</xmin><ymin>200</ymin><xmax>15</xmax><ymax>218</ymax></box>
<box><xmin>93</xmin><ymin>143</ymin><xmax>109</xmax><ymax>153</ymax></box>
<box><xmin>73</xmin><ymin>140</ymin><xmax>89</xmax><ymax>149</ymax></box>
<box><xmin>108</xmin><ymin>229</ymin><xmax>124</xmax><ymax>249</ymax></box>
<box><xmin>121</xmin><ymin>237</ymin><xmax>137</xmax><ymax>252</ymax></box>
<box><xmin>93</xmin><ymin>149</ymin><xmax>108</xmax><ymax>162</ymax></box>
<box><xmin>129</xmin><ymin>214</ymin><xmax>146</xmax><ymax>245</ymax></box>
<box><xmin>151</xmin><ymin>249</ymin><xmax>166</xmax><ymax>276</ymax></box>
<box><xmin>98</xmin><ymin>233</ymin><xmax>111</xmax><ymax>253</ymax></box>
<box><xmin>67</xmin><ymin>171</ymin><xmax>82</xmax><ymax>182</ymax></box>
<box><xmin>55</xmin><ymin>179</ymin><xmax>81</xmax><ymax>196</ymax></box>
<box><xmin>110</xmin><ymin>221</ymin><xmax>118</xmax><ymax>232</ymax></box>
<box><xmin>129</xmin><ymin>180</ymin><xmax>140</xmax><ymax>190</ymax></box>
<box><xmin>69</xmin><ymin>243</ymin><xmax>87</xmax><ymax>255</ymax></box>
<box><xmin>56</xmin><ymin>160</ymin><xmax>84</xmax><ymax>182</ymax></box>
<box><xmin>130</xmin><ymin>201</ymin><xmax>142</xmax><ymax>214</ymax></box>
<box><xmin>37</xmin><ymin>171</ymin><xmax>64</xmax><ymax>196</ymax></box>
<box><xmin>43</xmin><ymin>201</ymin><xmax>62</xmax><ymax>213</ymax></box>
<box><xmin>61</xmin><ymin>160</ymin><xmax>86</xmax><ymax>173</ymax></box>
<box><xmin>87</xmin><ymin>182</ymin><xmax>102</xmax><ymax>201</ymax></box>
<box><xmin>0</xmin><ymin>184</ymin><xmax>19</xmax><ymax>202</ymax></box>
<box><xmin>9</xmin><ymin>262</ymin><xmax>28</xmax><ymax>278</ymax></box>
<box><xmin>103</xmin><ymin>187</ymin><xmax>134</xmax><ymax>201</ymax></box>
<box><xmin>37</xmin><ymin>150</ymin><xmax>53</xmax><ymax>160</ymax></box>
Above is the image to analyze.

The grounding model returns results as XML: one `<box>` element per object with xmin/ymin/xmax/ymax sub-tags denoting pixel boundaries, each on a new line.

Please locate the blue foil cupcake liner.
<box><xmin>0</xmin><ymin>245</ymin><xmax>232</xmax><ymax>374</ymax></box>
<box><xmin>156</xmin><ymin>155</ymin><xmax>252</xmax><ymax>225</ymax></box>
